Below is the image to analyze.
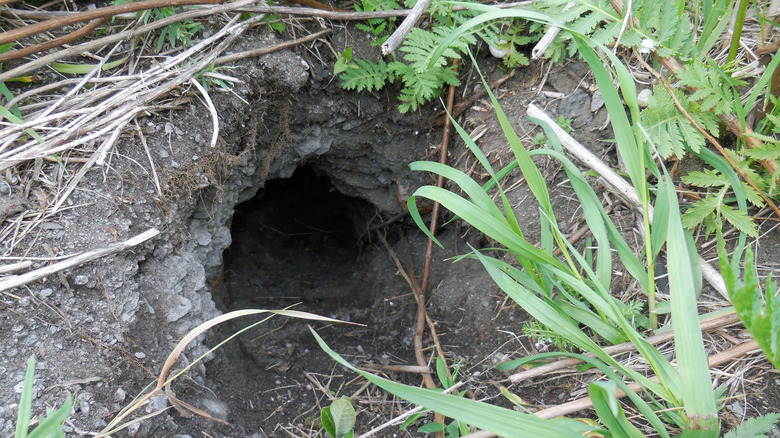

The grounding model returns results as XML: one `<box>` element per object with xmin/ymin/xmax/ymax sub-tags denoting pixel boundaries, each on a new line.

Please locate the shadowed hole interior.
<box><xmin>221</xmin><ymin>165</ymin><xmax>377</xmax><ymax>311</ymax></box>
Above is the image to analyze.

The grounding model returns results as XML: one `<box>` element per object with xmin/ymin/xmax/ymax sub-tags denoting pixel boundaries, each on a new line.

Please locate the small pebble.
<box><xmin>42</xmin><ymin>222</ymin><xmax>63</xmax><ymax>230</ymax></box>
<box><xmin>113</xmin><ymin>387</ymin><xmax>127</xmax><ymax>403</ymax></box>
<box><xmin>637</xmin><ymin>89</ymin><xmax>653</xmax><ymax>108</ymax></box>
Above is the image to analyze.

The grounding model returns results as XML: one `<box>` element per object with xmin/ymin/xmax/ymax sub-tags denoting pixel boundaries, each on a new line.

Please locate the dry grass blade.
<box><xmin>0</xmin><ymin>228</ymin><xmax>160</xmax><ymax>293</ymax></box>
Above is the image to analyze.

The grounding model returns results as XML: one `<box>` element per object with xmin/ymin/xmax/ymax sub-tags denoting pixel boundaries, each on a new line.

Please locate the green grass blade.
<box><xmin>496</xmin><ymin>351</ymin><xmax>669</xmax><ymax>437</ymax></box>
<box><xmin>590</xmin><ymin>381</ymin><xmax>645</xmax><ymax>438</ymax></box>
<box><xmin>558</xmin><ymin>300</ymin><xmax>626</xmax><ymax>344</ymax></box>
<box><xmin>448</xmin><ymin>112</ymin><xmax>524</xmax><ymax>236</ymax></box>
<box><xmin>15</xmin><ymin>356</ymin><xmax>36</xmax><ymax>438</ymax></box>
<box><xmin>661</xmin><ymin>173</ymin><xmax>719</xmax><ymax>434</ymax></box>
<box><xmin>530</xmin><ymin>141</ymin><xmax>613</xmax><ymax>289</ymax></box>
<box><xmin>408</xmin><ymin>186</ymin><xmax>563</xmax><ymax>267</ymax></box>
<box><xmin>26</xmin><ymin>397</ymin><xmax>73</xmax><ymax>438</ymax></box>
<box><xmin>311</xmin><ymin>329</ymin><xmax>593</xmax><ymax>438</ymax></box>
<box><xmin>475</xmin><ymin>250</ymin><xmax>672</xmax><ymax>401</ymax></box>
<box><xmin>409</xmin><ymin>161</ymin><xmax>507</xmax><ymax>222</ymax></box>
<box><xmin>50</xmin><ymin>57</ymin><xmax>127</xmax><ymax>74</ymax></box>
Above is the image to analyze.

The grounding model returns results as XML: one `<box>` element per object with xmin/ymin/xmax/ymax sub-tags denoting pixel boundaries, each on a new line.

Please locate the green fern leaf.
<box><xmin>723</xmin><ymin>413</ymin><xmax>780</xmax><ymax>438</ymax></box>
<box><xmin>681</xmin><ymin>169</ymin><xmax>728</xmax><ymax>188</ymax></box>
<box><xmin>391</xmin><ymin>62</ymin><xmax>458</xmax><ymax>113</ymax></box>
<box><xmin>641</xmin><ymin>86</ymin><xmax>719</xmax><ymax>158</ymax></box>
<box><xmin>400</xmin><ymin>27</ymin><xmax>474</xmax><ymax>72</ymax></box>
<box><xmin>339</xmin><ymin>59</ymin><xmax>389</xmax><ymax>93</ymax></box>
<box><xmin>678</xmin><ymin>61</ymin><xmax>745</xmax><ymax>116</ymax></box>
<box><xmin>682</xmin><ymin>194</ymin><xmax>721</xmax><ymax>229</ymax></box>
<box><xmin>720</xmin><ymin>204</ymin><xmax>758</xmax><ymax>237</ymax></box>
<box><xmin>740</xmin><ymin>182</ymin><xmax>766</xmax><ymax>208</ymax></box>
<box><xmin>743</xmin><ymin>142</ymin><xmax>780</xmax><ymax>160</ymax></box>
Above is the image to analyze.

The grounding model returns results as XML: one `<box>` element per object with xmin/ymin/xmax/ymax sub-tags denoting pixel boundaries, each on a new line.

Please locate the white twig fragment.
<box><xmin>190</xmin><ymin>78</ymin><xmax>219</xmax><ymax>147</ymax></box>
<box><xmin>0</xmin><ymin>228</ymin><xmax>160</xmax><ymax>293</ymax></box>
<box><xmin>526</xmin><ymin>103</ymin><xmax>729</xmax><ymax>300</ymax></box>
<box><xmin>381</xmin><ymin>0</ymin><xmax>430</xmax><ymax>56</ymax></box>
<box><xmin>531</xmin><ymin>2</ymin><xmax>574</xmax><ymax>59</ymax></box>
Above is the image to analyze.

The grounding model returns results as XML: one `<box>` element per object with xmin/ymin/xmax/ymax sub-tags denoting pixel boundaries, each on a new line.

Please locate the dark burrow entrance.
<box><xmin>199</xmin><ymin>166</ymin><xmax>423</xmax><ymax>436</ymax></box>
<box><xmin>221</xmin><ymin>166</ymin><xmax>376</xmax><ymax>311</ymax></box>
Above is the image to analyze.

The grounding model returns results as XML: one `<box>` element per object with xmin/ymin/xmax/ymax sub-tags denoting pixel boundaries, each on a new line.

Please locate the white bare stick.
<box><xmin>134</xmin><ymin>120</ymin><xmax>162</xmax><ymax>197</ymax></box>
<box><xmin>526</xmin><ymin>103</ymin><xmax>729</xmax><ymax>300</ymax></box>
<box><xmin>189</xmin><ymin>78</ymin><xmax>219</xmax><ymax>147</ymax></box>
<box><xmin>381</xmin><ymin>0</ymin><xmax>430</xmax><ymax>56</ymax></box>
<box><xmin>531</xmin><ymin>2</ymin><xmax>574</xmax><ymax>59</ymax></box>
<box><xmin>0</xmin><ymin>228</ymin><xmax>160</xmax><ymax>293</ymax></box>
<box><xmin>0</xmin><ymin>260</ymin><xmax>32</xmax><ymax>275</ymax></box>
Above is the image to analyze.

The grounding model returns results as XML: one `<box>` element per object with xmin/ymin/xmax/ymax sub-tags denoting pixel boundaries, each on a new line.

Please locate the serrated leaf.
<box><xmin>722</xmin><ymin>250</ymin><xmax>780</xmax><ymax>372</ymax></box>
<box><xmin>743</xmin><ymin>143</ymin><xmax>780</xmax><ymax>160</ymax></box>
<box><xmin>640</xmin><ymin>85</ymin><xmax>716</xmax><ymax>158</ymax></box>
<box><xmin>740</xmin><ymin>182</ymin><xmax>765</xmax><ymax>208</ymax></box>
<box><xmin>719</xmin><ymin>204</ymin><xmax>757</xmax><ymax>237</ymax></box>
<box><xmin>400</xmin><ymin>27</ymin><xmax>474</xmax><ymax>73</ymax></box>
<box><xmin>722</xmin><ymin>413</ymin><xmax>780</xmax><ymax>438</ymax></box>
<box><xmin>681</xmin><ymin>169</ymin><xmax>728</xmax><ymax>188</ymax></box>
<box><xmin>339</xmin><ymin>59</ymin><xmax>389</xmax><ymax>93</ymax></box>
<box><xmin>682</xmin><ymin>194</ymin><xmax>720</xmax><ymax>228</ymax></box>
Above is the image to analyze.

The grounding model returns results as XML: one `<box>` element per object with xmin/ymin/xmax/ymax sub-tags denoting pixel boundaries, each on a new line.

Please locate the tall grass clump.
<box><xmin>309</xmin><ymin>5</ymin><xmax>745</xmax><ymax>436</ymax></box>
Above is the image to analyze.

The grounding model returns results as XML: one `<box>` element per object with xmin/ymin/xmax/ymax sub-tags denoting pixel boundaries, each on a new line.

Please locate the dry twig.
<box><xmin>0</xmin><ymin>228</ymin><xmax>160</xmax><ymax>293</ymax></box>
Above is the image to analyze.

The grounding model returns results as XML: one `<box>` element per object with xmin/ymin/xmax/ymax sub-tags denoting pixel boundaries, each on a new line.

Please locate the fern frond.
<box><xmin>723</xmin><ymin>413</ymin><xmax>780</xmax><ymax>438</ymax></box>
<box><xmin>743</xmin><ymin>140</ymin><xmax>780</xmax><ymax>160</ymax></box>
<box><xmin>399</xmin><ymin>26</ymin><xmax>475</xmax><ymax>72</ymax></box>
<box><xmin>640</xmin><ymin>85</ymin><xmax>719</xmax><ymax>158</ymax></box>
<box><xmin>682</xmin><ymin>193</ymin><xmax>721</xmax><ymax>229</ymax></box>
<box><xmin>339</xmin><ymin>59</ymin><xmax>390</xmax><ymax>93</ymax></box>
<box><xmin>391</xmin><ymin>62</ymin><xmax>457</xmax><ymax>113</ymax></box>
<box><xmin>678</xmin><ymin>61</ymin><xmax>745</xmax><ymax>116</ymax></box>
<box><xmin>681</xmin><ymin>169</ymin><xmax>728</xmax><ymax>188</ymax></box>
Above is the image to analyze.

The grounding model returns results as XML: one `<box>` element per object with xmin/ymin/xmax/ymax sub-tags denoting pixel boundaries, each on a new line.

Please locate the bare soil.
<box><xmin>1</xmin><ymin>20</ymin><xmax>779</xmax><ymax>438</ymax></box>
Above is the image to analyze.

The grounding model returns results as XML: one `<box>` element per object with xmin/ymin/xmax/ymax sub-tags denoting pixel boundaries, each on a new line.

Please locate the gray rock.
<box><xmin>149</xmin><ymin>395</ymin><xmax>168</xmax><ymax>412</ymax></box>
<box><xmin>113</xmin><ymin>387</ymin><xmax>127</xmax><ymax>403</ymax></box>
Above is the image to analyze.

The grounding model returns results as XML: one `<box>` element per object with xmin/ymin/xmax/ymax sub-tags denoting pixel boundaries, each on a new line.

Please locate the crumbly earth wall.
<box><xmin>0</xmin><ymin>28</ymin><xmax>435</xmax><ymax>436</ymax></box>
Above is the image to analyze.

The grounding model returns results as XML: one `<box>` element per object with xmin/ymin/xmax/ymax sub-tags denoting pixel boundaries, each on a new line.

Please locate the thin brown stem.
<box><xmin>421</xmin><ymin>59</ymin><xmax>459</xmax><ymax>293</ymax></box>
<box><xmin>0</xmin><ymin>0</ymin><xmax>229</xmax><ymax>46</ymax></box>
<box><xmin>637</xmin><ymin>54</ymin><xmax>780</xmax><ymax>221</ymax></box>
<box><xmin>0</xmin><ymin>18</ymin><xmax>106</xmax><ymax>64</ymax></box>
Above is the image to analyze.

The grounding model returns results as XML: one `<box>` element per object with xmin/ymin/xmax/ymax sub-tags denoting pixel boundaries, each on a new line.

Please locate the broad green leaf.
<box><xmin>418</xmin><ymin>422</ymin><xmax>446</xmax><ymax>433</ymax></box>
<box><xmin>662</xmin><ymin>173</ymin><xmax>719</xmax><ymax>434</ymax></box>
<box><xmin>328</xmin><ymin>397</ymin><xmax>356</xmax><ymax>438</ymax></box>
